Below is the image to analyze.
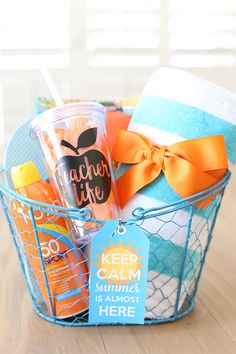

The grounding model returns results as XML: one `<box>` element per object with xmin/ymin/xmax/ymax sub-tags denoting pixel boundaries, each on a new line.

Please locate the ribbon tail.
<box><xmin>169</xmin><ymin>135</ymin><xmax>228</xmax><ymax>172</ymax></box>
<box><xmin>117</xmin><ymin>161</ymin><xmax>161</xmax><ymax>208</ymax></box>
<box><xmin>163</xmin><ymin>156</ymin><xmax>227</xmax><ymax>208</ymax></box>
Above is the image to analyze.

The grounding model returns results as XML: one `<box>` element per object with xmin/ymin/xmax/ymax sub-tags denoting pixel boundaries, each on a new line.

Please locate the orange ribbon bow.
<box><xmin>112</xmin><ymin>130</ymin><xmax>228</xmax><ymax>208</ymax></box>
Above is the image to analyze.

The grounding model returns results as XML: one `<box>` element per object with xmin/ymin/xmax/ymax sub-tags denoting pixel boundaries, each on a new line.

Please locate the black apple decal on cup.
<box><xmin>55</xmin><ymin>127</ymin><xmax>111</xmax><ymax>209</ymax></box>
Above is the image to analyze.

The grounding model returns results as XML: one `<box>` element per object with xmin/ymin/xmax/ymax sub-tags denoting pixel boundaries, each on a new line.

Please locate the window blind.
<box><xmin>87</xmin><ymin>0</ymin><xmax>236</xmax><ymax>68</ymax></box>
<box><xmin>86</xmin><ymin>0</ymin><xmax>161</xmax><ymax>67</ymax></box>
<box><xmin>0</xmin><ymin>0</ymin><xmax>70</xmax><ymax>69</ymax></box>
<box><xmin>168</xmin><ymin>0</ymin><xmax>236</xmax><ymax>67</ymax></box>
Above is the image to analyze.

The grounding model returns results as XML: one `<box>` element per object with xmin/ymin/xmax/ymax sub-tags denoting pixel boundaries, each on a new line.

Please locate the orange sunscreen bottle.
<box><xmin>11</xmin><ymin>161</ymin><xmax>89</xmax><ymax>319</ymax></box>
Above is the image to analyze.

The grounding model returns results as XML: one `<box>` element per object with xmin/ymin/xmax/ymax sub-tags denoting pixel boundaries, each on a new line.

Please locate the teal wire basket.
<box><xmin>0</xmin><ymin>166</ymin><xmax>230</xmax><ymax>326</ymax></box>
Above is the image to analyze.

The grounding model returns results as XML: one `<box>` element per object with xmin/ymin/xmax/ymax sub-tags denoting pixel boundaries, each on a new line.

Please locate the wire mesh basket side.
<box><xmin>0</xmin><ymin>190</ymin><xmax>91</xmax><ymax>323</ymax></box>
<box><xmin>135</xmin><ymin>189</ymin><xmax>224</xmax><ymax>321</ymax></box>
<box><xmin>0</xmin><ymin>169</ymin><xmax>230</xmax><ymax>326</ymax></box>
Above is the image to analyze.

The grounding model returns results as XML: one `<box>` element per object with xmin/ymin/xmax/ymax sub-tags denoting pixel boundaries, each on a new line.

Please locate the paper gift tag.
<box><xmin>89</xmin><ymin>220</ymin><xmax>150</xmax><ymax>325</ymax></box>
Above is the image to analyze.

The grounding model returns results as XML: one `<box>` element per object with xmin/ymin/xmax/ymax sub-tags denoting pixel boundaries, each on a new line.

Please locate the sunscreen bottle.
<box><xmin>11</xmin><ymin>161</ymin><xmax>89</xmax><ymax>319</ymax></box>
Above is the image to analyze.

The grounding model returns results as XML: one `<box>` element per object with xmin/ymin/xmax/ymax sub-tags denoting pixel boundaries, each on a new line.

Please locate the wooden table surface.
<box><xmin>0</xmin><ymin>171</ymin><xmax>236</xmax><ymax>354</ymax></box>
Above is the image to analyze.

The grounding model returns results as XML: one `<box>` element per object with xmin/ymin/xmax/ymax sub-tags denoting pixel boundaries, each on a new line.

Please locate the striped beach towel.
<box><xmin>119</xmin><ymin>67</ymin><xmax>236</xmax><ymax>318</ymax></box>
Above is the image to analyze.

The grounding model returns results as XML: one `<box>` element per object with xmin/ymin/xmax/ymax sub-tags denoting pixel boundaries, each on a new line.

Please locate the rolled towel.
<box><xmin>129</xmin><ymin>67</ymin><xmax>236</xmax><ymax>164</ymax></box>
<box><xmin>118</xmin><ymin>67</ymin><xmax>234</xmax><ymax>318</ymax></box>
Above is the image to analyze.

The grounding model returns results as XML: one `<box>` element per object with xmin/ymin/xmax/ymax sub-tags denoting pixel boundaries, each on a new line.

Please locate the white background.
<box><xmin>1</xmin><ymin>0</ymin><xmax>236</xmax><ymax>151</ymax></box>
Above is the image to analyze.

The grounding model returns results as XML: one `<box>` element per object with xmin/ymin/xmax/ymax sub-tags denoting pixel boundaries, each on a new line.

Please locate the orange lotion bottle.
<box><xmin>11</xmin><ymin>161</ymin><xmax>89</xmax><ymax>319</ymax></box>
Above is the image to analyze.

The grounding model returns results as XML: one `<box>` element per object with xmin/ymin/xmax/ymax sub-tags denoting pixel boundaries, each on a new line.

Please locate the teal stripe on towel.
<box><xmin>132</xmin><ymin>95</ymin><xmax>236</xmax><ymax>164</ymax></box>
<box><xmin>148</xmin><ymin>234</ymin><xmax>201</xmax><ymax>281</ymax></box>
<box><xmin>117</xmin><ymin>165</ymin><xmax>217</xmax><ymax>220</ymax></box>
<box><xmin>139</xmin><ymin>173</ymin><xmax>219</xmax><ymax>221</ymax></box>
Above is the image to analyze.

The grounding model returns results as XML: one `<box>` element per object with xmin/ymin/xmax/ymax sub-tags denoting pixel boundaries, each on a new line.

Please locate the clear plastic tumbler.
<box><xmin>31</xmin><ymin>102</ymin><xmax>120</xmax><ymax>240</ymax></box>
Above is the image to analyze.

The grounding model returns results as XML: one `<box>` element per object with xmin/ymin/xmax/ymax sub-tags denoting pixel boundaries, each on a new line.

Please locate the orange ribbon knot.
<box><xmin>112</xmin><ymin>130</ymin><xmax>228</xmax><ymax>208</ymax></box>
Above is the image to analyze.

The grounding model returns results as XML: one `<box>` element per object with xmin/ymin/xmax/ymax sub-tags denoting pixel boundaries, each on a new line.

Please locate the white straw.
<box><xmin>40</xmin><ymin>67</ymin><xmax>63</xmax><ymax>106</ymax></box>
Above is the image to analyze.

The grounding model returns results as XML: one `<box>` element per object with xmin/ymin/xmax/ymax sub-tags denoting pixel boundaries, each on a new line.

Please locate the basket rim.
<box><xmin>0</xmin><ymin>167</ymin><xmax>231</xmax><ymax>222</ymax></box>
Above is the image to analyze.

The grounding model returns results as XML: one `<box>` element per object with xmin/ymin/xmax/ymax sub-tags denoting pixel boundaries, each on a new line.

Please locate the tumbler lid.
<box><xmin>30</xmin><ymin>102</ymin><xmax>106</xmax><ymax>137</ymax></box>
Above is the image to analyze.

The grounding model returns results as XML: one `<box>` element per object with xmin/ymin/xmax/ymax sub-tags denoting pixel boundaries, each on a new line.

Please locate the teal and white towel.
<box><xmin>122</xmin><ymin>67</ymin><xmax>236</xmax><ymax>217</ymax></box>
<box><xmin>119</xmin><ymin>67</ymin><xmax>235</xmax><ymax>318</ymax></box>
<box><xmin>129</xmin><ymin>67</ymin><xmax>236</xmax><ymax>165</ymax></box>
